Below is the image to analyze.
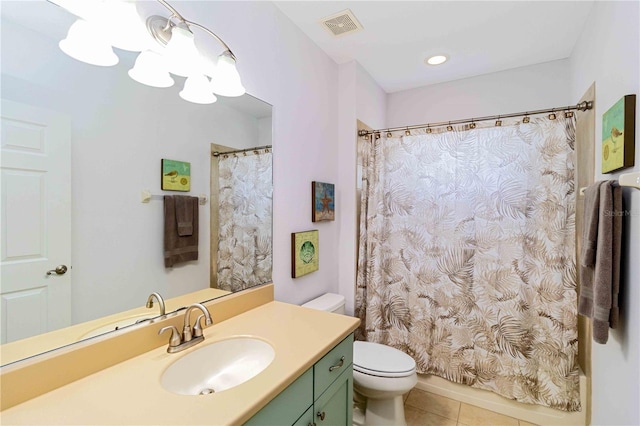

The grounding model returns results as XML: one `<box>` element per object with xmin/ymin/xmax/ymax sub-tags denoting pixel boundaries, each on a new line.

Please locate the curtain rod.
<box><xmin>212</xmin><ymin>145</ymin><xmax>272</xmax><ymax>157</ymax></box>
<box><xmin>357</xmin><ymin>101</ymin><xmax>593</xmax><ymax>137</ymax></box>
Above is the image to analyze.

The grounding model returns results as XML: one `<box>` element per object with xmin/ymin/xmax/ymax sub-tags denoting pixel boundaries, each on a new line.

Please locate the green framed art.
<box><xmin>602</xmin><ymin>94</ymin><xmax>636</xmax><ymax>173</ymax></box>
<box><xmin>291</xmin><ymin>230</ymin><xmax>319</xmax><ymax>278</ymax></box>
<box><xmin>161</xmin><ymin>159</ymin><xmax>191</xmax><ymax>191</ymax></box>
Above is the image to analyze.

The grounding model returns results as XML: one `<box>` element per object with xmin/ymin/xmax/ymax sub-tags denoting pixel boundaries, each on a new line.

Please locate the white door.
<box><xmin>0</xmin><ymin>99</ymin><xmax>72</xmax><ymax>344</ymax></box>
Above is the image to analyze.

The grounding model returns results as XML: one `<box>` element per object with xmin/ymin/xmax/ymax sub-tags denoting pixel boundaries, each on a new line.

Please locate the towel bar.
<box><xmin>578</xmin><ymin>171</ymin><xmax>640</xmax><ymax>196</ymax></box>
<box><xmin>141</xmin><ymin>190</ymin><xmax>207</xmax><ymax>205</ymax></box>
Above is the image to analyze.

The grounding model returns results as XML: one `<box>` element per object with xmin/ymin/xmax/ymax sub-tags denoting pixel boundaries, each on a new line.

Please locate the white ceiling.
<box><xmin>274</xmin><ymin>1</ymin><xmax>595</xmax><ymax>93</ymax></box>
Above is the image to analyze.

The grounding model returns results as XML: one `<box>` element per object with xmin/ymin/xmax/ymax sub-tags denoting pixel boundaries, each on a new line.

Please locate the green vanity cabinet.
<box><xmin>245</xmin><ymin>334</ymin><xmax>354</xmax><ymax>426</ymax></box>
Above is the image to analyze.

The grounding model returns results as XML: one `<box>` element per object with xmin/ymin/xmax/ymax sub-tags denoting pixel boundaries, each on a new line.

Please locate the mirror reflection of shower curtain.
<box><xmin>217</xmin><ymin>151</ymin><xmax>272</xmax><ymax>292</ymax></box>
<box><xmin>355</xmin><ymin>116</ymin><xmax>580</xmax><ymax>411</ymax></box>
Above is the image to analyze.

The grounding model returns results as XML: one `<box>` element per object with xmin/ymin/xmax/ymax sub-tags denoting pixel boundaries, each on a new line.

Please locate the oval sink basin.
<box><xmin>160</xmin><ymin>337</ymin><xmax>275</xmax><ymax>396</ymax></box>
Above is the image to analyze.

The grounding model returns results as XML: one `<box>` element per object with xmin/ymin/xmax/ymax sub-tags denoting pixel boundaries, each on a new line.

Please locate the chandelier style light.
<box><xmin>50</xmin><ymin>0</ymin><xmax>245</xmax><ymax>104</ymax></box>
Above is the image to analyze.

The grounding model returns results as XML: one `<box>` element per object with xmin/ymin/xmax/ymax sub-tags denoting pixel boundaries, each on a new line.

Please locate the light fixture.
<box><xmin>495</xmin><ymin>119</ymin><xmax>502</xmax><ymax>126</ymax></box>
<box><xmin>522</xmin><ymin>115</ymin><xmax>530</xmax><ymax>123</ymax></box>
<box><xmin>548</xmin><ymin>111</ymin><xmax>557</xmax><ymax>120</ymax></box>
<box><xmin>405</xmin><ymin>128</ymin><xmax>411</xmax><ymax>136</ymax></box>
<box><xmin>59</xmin><ymin>19</ymin><xmax>119</xmax><ymax>66</ymax></box>
<box><xmin>469</xmin><ymin>121</ymin><xmax>476</xmax><ymax>129</ymax></box>
<box><xmin>565</xmin><ymin>111</ymin><xmax>574</xmax><ymax>118</ymax></box>
<box><xmin>386</xmin><ymin>130</ymin><xmax>392</xmax><ymax>137</ymax></box>
<box><xmin>426</xmin><ymin>126</ymin><xmax>432</xmax><ymax>134</ymax></box>
<box><xmin>446</xmin><ymin>122</ymin><xmax>453</xmax><ymax>131</ymax></box>
<box><xmin>426</xmin><ymin>55</ymin><xmax>448</xmax><ymax>65</ymax></box>
<box><xmin>128</xmin><ymin>50</ymin><xmax>174</xmax><ymax>88</ymax></box>
<box><xmin>49</xmin><ymin>0</ymin><xmax>245</xmax><ymax>104</ymax></box>
<box><xmin>180</xmin><ymin>75</ymin><xmax>217</xmax><ymax>104</ymax></box>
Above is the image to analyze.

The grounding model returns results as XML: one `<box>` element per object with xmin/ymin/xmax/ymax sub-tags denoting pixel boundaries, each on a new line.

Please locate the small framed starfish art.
<box><xmin>312</xmin><ymin>181</ymin><xmax>335</xmax><ymax>222</ymax></box>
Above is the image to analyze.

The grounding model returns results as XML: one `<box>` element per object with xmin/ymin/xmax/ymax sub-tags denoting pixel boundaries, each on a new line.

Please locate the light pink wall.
<box><xmin>569</xmin><ymin>1</ymin><xmax>640</xmax><ymax>424</ymax></box>
<box><xmin>386</xmin><ymin>60</ymin><xmax>572</xmax><ymax>127</ymax></box>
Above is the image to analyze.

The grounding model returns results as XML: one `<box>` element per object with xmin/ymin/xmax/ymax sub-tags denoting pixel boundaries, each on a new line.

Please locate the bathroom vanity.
<box><xmin>0</xmin><ymin>284</ymin><xmax>360</xmax><ymax>425</ymax></box>
<box><xmin>246</xmin><ymin>334</ymin><xmax>354</xmax><ymax>426</ymax></box>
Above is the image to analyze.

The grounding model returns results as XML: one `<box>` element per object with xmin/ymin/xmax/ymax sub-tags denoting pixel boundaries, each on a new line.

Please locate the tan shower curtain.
<box><xmin>355</xmin><ymin>116</ymin><xmax>581</xmax><ymax>411</ymax></box>
<box><xmin>217</xmin><ymin>151</ymin><xmax>272</xmax><ymax>292</ymax></box>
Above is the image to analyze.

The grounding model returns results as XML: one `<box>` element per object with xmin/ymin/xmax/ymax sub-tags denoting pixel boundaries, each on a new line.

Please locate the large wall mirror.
<box><xmin>0</xmin><ymin>1</ymin><xmax>272</xmax><ymax>366</ymax></box>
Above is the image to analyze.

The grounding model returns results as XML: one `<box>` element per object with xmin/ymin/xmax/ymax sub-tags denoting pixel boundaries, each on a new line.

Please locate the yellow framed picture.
<box><xmin>161</xmin><ymin>159</ymin><xmax>191</xmax><ymax>191</ymax></box>
<box><xmin>291</xmin><ymin>230</ymin><xmax>319</xmax><ymax>278</ymax></box>
<box><xmin>602</xmin><ymin>94</ymin><xmax>636</xmax><ymax>173</ymax></box>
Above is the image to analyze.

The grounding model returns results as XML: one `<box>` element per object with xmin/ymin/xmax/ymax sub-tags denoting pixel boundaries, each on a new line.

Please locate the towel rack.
<box><xmin>579</xmin><ymin>171</ymin><xmax>640</xmax><ymax>196</ymax></box>
<box><xmin>140</xmin><ymin>190</ymin><xmax>207</xmax><ymax>205</ymax></box>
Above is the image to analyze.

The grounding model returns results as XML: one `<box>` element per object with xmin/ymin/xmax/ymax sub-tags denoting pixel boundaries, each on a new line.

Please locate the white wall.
<box><xmin>336</xmin><ymin>61</ymin><xmax>386</xmax><ymax>315</ymax></box>
<box><xmin>386</xmin><ymin>59</ymin><xmax>572</xmax><ymax>127</ymax></box>
<box><xmin>569</xmin><ymin>1</ymin><xmax>640</xmax><ymax>425</ymax></box>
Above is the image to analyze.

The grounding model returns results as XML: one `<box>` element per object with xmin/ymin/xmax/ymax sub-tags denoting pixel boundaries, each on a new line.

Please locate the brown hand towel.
<box><xmin>577</xmin><ymin>180</ymin><xmax>622</xmax><ymax>344</ymax></box>
<box><xmin>164</xmin><ymin>195</ymin><xmax>199</xmax><ymax>268</ymax></box>
<box><xmin>175</xmin><ymin>195</ymin><xmax>194</xmax><ymax>236</ymax></box>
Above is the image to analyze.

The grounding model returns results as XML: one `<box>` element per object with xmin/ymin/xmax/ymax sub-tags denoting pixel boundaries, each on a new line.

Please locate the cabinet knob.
<box><xmin>316</xmin><ymin>411</ymin><xmax>326</xmax><ymax>421</ymax></box>
<box><xmin>328</xmin><ymin>356</ymin><xmax>345</xmax><ymax>372</ymax></box>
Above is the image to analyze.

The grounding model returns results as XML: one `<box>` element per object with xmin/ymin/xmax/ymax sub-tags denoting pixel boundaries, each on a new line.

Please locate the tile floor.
<box><xmin>403</xmin><ymin>388</ymin><xmax>537</xmax><ymax>426</ymax></box>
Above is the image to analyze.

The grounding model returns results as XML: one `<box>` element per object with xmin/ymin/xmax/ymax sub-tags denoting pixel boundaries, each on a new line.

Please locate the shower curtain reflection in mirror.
<box><xmin>212</xmin><ymin>148</ymin><xmax>272</xmax><ymax>292</ymax></box>
<box><xmin>355</xmin><ymin>116</ymin><xmax>580</xmax><ymax>411</ymax></box>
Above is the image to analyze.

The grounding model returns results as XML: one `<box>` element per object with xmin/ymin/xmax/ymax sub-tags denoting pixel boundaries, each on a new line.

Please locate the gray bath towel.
<box><xmin>164</xmin><ymin>195</ymin><xmax>199</xmax><ymax>267</ymax></box>
<box><xmin>578</xmin><ymin>180</ymin><xmax>622</xmax><ymax>344</ymax></box>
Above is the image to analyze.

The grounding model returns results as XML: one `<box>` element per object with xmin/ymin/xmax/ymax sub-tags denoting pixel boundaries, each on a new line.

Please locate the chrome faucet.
<box><xmin>146</xmin><ymin>292</ymin><xmax>166</xmax><ymax>316</ymax></box>
<box><xmin>159</xmin><ymin>303</ymin><xmax>213</xmax><ymax>353</ymax></box>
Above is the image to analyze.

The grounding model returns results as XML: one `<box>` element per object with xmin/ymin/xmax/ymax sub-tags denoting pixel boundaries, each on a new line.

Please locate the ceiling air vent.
<box><xmin>320</xmin><ymin>9</ymin><xmax>363</xmax><ymax>37</ymax></box>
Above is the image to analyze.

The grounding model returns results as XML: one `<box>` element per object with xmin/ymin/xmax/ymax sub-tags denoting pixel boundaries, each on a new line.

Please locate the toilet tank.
<box><xmin>301</xmin><ymin>293</ymin><xmax>345</xmax><ymax>315</ymax></box>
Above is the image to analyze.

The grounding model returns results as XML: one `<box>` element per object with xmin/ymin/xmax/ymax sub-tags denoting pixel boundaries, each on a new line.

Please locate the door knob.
<box><xmin>46</xmin><ymin>265</ymin><xmax>68</xmax><ymax>276</ymax></box>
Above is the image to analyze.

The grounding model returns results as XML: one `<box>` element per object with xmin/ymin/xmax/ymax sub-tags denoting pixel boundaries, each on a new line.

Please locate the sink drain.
<box><xmin>199</xmin><ymin>388</ymin><xmax>216</xmax><ymax>395</ymax></box>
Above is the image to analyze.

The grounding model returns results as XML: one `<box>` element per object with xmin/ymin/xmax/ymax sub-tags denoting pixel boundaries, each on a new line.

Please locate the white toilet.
<box><xmin>302</xmin><ymin>293</ymin><xmax>418</xmax><ymax>426</ymax></box>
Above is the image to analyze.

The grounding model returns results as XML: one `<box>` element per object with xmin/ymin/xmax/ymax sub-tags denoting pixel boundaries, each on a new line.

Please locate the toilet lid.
<box><xmin>353</xmin><ymin>341</ymin><xmax>416</xmax><ymax>378</ymax></box>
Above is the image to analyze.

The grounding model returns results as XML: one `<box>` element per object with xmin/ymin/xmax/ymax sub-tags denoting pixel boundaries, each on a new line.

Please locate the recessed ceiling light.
<box><xmin>426</xmin><ymin>55</ymin><xmax>447</xmax><ymax>65</ymax></box>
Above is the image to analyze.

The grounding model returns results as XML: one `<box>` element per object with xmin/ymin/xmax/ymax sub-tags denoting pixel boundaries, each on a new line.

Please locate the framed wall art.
<box><xmin>602</xmin><ymin>94</ymin><xmax>636</xmax><ymax>173</ymax></box>
<box><xmin>161</xmin><ymin>159</ymin><xmax>191</xmax><ymax>191</ymax></box>
<box><xmin>312</xmin><ymin>181</ymin><xmax>335</xmax><ymax>222</ymax></box>
<box><xmin>292</xmin><ymin>230</ymin><xmax>319</xmax><ymax>278</ymax></box>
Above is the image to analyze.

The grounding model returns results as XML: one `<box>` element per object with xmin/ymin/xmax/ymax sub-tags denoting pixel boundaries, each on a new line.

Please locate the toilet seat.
<box><xmin>353</xmin><ymin>341</ymin><xmax>416</xmax><ymax>378</ymax></box>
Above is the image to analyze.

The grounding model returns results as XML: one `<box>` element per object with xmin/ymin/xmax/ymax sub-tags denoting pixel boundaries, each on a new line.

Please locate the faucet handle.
<box><xmin>193</xmin><ymin>314</ymin><xmax>211</xmax><ymax>338</ymax></box>
<box><xmin>158</xmin><ymin>325</ymin><xmax>181</xmax><ymax>349</ymax></box>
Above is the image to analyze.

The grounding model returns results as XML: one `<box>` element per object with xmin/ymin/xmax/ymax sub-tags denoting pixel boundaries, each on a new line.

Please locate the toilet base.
<box><xmin>353</xmin><ymin>390</ymin><xmax>407</xmax><ymax>426</ymax></box>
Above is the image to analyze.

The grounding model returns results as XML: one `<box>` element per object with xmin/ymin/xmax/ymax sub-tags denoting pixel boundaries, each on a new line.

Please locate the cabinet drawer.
<box><xmin>314</xmin><ymin>334</ymin><xmax>353</xmax><ymax>394</ymax></box>
<box><xmin>244</xmin><ymin>368</ymin><xmax>313</xmax><ymax>426</ymax></box>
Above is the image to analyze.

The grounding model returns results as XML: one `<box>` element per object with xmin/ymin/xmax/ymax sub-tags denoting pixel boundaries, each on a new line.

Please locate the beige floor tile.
<box><xmin>404</xmin><ymin>391</ymin><xmax>411</xmax><ymax>403</ymax></box>
<box><xmin>458</xmin><ymin>403</ymin><xmax>519</xmax><ymax>426</ymax></box>
<box><xmin>405</xmin><ymin>405</ymin><xmax>458</xmax><ymax>426</ymax></box>
<box><xmin>518</xmin><ymin>421</ymin><xmax>538</xmax><ymax>426</ymax></box>
<box><xmin>405</xmin><ymin>389</ymin><xmax>461</xmax><ymax>421</ymax></box>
